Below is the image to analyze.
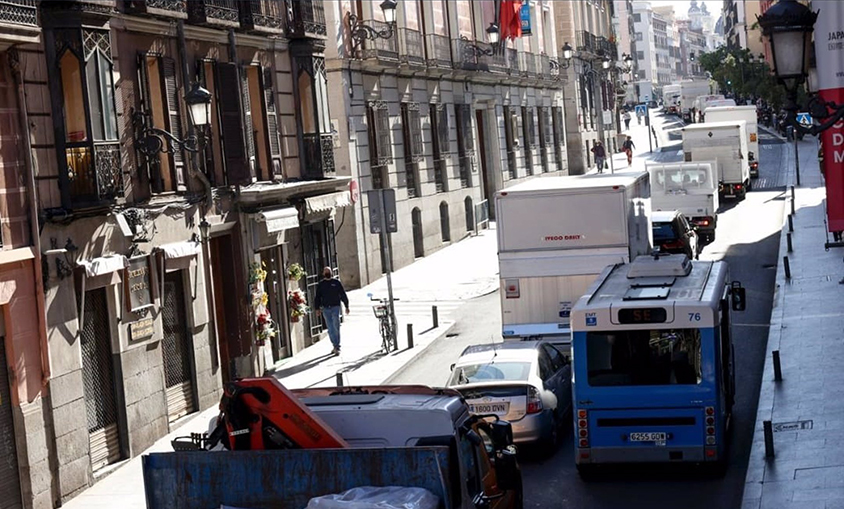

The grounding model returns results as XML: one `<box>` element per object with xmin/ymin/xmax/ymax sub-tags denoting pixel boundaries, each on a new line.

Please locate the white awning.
<box><xmin>257</xmin><ymin>207</ymin><xmax>300</xmax><ymax>233</ymax></box>
<box><xmin>304</xmin><ymin>191</ymin><xmax>352</xmax><ymax>215</ymax></box>
<box><xmin>79</xmin><ymin>255</ymin><xmax>128</xmax><ymax>278</ymax></box>
<box><xmin>160</xmin><ymin>241</ymin><xmax>201</xmax><ymax>260</ymax></box>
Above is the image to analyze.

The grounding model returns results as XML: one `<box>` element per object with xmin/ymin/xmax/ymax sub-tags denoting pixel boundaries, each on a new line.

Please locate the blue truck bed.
<box><xmin>142</xmin><ymin>447</ymin><xmax>453</xmax><ymax>509</ymax></box>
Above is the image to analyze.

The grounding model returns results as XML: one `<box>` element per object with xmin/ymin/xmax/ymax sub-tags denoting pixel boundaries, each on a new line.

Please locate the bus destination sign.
<box><xmin>617</xmin><ymin>308</ymin><xmax>667</xmax><ymax>324</ymax></box>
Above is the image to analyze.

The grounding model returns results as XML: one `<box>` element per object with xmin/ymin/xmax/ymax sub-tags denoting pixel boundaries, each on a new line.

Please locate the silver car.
<box><xmin>447</xmin><ymin>341</ymin><xmax>572</xmax><ymax>447</ymax></box>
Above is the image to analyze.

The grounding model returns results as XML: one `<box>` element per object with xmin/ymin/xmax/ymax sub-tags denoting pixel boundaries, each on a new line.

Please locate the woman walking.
<box><xmin>622</xmin><ymin>136</ymin><xmax>636</xmax><ymax>167</ymax></box>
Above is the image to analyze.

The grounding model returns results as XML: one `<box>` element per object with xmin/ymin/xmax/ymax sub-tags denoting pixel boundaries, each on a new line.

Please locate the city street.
<box><xmin>390</xmin><ymin>123</ymin><xmax>789</xmax><ymax>508</ymax></box>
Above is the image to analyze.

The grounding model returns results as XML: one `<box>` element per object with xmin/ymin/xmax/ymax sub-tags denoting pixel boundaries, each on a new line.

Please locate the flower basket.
<box><xmin>287</xmin><ymin>263</ymin><xmax>307</xmax><ymax>282</ymax></box>
<box><xmin>288</xmin><ymin>289</ymin><xmax>309</xmax><ymax>323</ymax></box>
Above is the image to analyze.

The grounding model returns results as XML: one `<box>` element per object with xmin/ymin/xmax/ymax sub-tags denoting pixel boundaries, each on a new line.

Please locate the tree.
<box><xmin>698</xmin><ymin>46</ymin><xmax>787</xmax><ymax>108</ymax></box>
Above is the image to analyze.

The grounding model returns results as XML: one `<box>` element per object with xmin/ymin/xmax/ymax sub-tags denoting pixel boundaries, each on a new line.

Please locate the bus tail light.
<box><xmin>706</xmin><ymin>426</ymin><xmax>715</xmax><ymax>435</ymax></box>
<box><xmin>579</xmin><ymin>438</ymin><xmax>589</xmax><ymax>448</ymax></box>
<box><xmin>578</xmin><ymin>428</ymin><xmax>588</xmax><ymax>438</ymax></box>
<box><xmin>706</xmin><ymin>416</ymin><xmax>715</xmax><ymax>426</ymax></box>
<box><xmin>526</xmin><ymin>387</ymin><xmax>543</xmax><ymax>414</ymax></box>
<box><xmin>706</xmin><ymin>436</ymin><xmax>716</xmax><ymax>445</ymax></box>
<box><xmin>577</xmin><ymin>409</ymin><xmax>588</xmax><ymax>419</ymax></box>
<box><xmin>706</xmin><ymin>406</ymin><xmax>715</xmax><ymax>416</ymax></box>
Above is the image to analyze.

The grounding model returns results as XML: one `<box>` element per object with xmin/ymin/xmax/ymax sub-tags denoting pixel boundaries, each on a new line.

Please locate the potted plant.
<box><xmin>288</xmin><ymin>289</ymin><xmax>309</xmax><ymax>323</ymax></box>
<box><xmin>287</xmin><ymin>263</ymin><xmax>306</xmax><ymax>282</ymax></box>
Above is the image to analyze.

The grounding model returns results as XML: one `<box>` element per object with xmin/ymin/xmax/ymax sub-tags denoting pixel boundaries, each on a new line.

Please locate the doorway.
<box><xmin>210</xmin><ymin>234</ymin><xmax>244</xmax><ymax>383</ymax></box>
<box><xmin>260</xmin><ymin>246</ymin><xmax>291</xmax><ymax>362</ymax></box>
<box><xmin>411</xmin><ymin>208</ymin><xmax>424</xmax><ymax>258</ymax></box>
<box><xmin>302</xmin><ymin>220</ymin><xmax>339</xmax><ymax>339</ymax></box>
<box><xmin>162</xmin><ymin>271</ymin><xmax>196</xmax><ymax>424</ymax></box>
<box><xmin>475</xmin><ymin>109</ymin><xmax>493</xmax><ymax>215</ymax></box>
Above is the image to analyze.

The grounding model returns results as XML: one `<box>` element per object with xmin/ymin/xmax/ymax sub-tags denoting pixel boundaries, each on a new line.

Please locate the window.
<box><xmin>637</xmin><ymin>51</ymin><xmax>645</xmax><ymax>60</ymax></box>
<box><xmin>296</xmin><ymin>56</ymin><xmax>334</xmax><ymax>179</ymax></box>
<box><xmin>459</xmin><ymin>434</ymin><xmax>481</xmax><ymax>496</ymax></box>
<box><xmin>521</xmin><ymin>107</ymin><xmax>534</xmax><ymax>176</ymax></box>
<box><xmin>401</xmin><ymin>102</ymin><xmax>422</xmax><ymax>198</ymax></box>
<box><xmin>440</xmin><ymin>202</ymin><xmax>450</xmax><ymax>242</ymax></box>
<box><xmin>586</xmin><ymin>329</ymin><xmax>703</xmax><ymax>386</ymax></box>
<box><xmin>633</xmin><ymin>12</ymin><xmax>641</xmax><ymax>22</ymax></box>
<box><xmin>537</xmin><ymin>350</ymin><xmax>554</xmax><ymax>381</ymax></box>
<box><xmin>449</xmin><ymin>362</ymin><xmax>532</xmax><ymax>384</ymax></box>
<box><xmin>367</xmin><ymin>102</ymin><xmax>392</xmax><ymax>189</ymax></box>
<box><xmin>455</xmin><ymin>104</ymin><xmax>473</xmax><ymax>188</ymax></box>
<box><xmin>636</xmin><ymin>32</ymin><xmax>643</xmax><ymax>41</ymax></box>
<box><xmin>430</xmin><ymin>103</ymin><xmax>449</xmax><ymax>193</ymax></box>
<box><xmin>503</xmin><ymin>106</ymin><xmax>517</xmax><ymax>180</ymax></box>
<box><xmin>52</xmin><ymin>28</ymin><xmax>121</xmax><ymax>207</ymax></box>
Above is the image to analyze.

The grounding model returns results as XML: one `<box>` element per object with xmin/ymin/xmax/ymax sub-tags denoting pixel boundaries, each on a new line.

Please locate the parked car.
<box><xmin>447</xmin><ymin>341</ymin><xmax>572</xmax><ymax>448</ymax></box>
<box><xmin>652</xmin><ymin>210</ymin><xmax>700</xmax><ymax>259</ymax></box>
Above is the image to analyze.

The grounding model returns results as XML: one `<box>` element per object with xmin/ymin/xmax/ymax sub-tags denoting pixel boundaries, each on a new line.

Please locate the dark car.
<box><xmin>652</xmin><ymin>210</ymin><xmax>700</xmax><ymax>259</ymax></box>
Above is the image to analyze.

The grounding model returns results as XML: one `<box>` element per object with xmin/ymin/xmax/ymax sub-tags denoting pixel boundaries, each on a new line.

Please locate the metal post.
<box><xmin>335</xmin><ymin>372</ymin><xmax>344</xmax><ymax>387</ymax></box>
<box><xmin>378</xmin><ymin>192</ymin><xmax>398</xmax><ymax>348</ymax></box>
<box><xmin>592</xmin><ymin>64</ymin><xmax>606</xmax><ymax>173</ymax></box>
<box><xmin>787</xmin><ymin>233</ymin><xmax>793</xmax><ymax>253</ymax></box>
<box><xmin>407</xmin><ymin>323</ymin><xmax>414</xmax><ymax>349</ymax></box>
<box><xmin>647</xmin><ymin>107</ymin><xmax>654</xmax><ymax>154</ymax></box>
<box><xmin>772</xmin><ymin>350</ymin><xmax>783</xmax><ymax>382</ymax></box>
<box><xmin>788</xmin><ymin>214</ymin><xmax>794</xmax><ymax>233</ymax></box>
<box><xmin>783</xmin><ymin>256</ymin><xmax>791</xmax><ymax>280</ymax></box>
<box><xmin>791</xmin><ymin>185</ymin><xmax>795</xmax><ymax>203</ymax></box>
<box><xmin>763</xmin><ymin>420</ymin><xmax>775</xmax><ymax>458</ymax></box>
<box><xmin>794</xmin><ymin>131</ymin><xmax>801</xmax><ymax>186</ymax></box>
<box><xmin>432</xmin><ymin>305</ymin><xmax>439</xmax><ymax>329</ymax></box>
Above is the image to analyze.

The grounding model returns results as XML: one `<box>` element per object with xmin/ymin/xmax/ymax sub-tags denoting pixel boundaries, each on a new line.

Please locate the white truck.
<box><xmin>693</xmin><ymin>95</ymin><xmax>728</xmax><ymax>122</ymax></box>
<box><xmin>679</xmin><ymin>81</ymin><xmax>712</xmax><ymax>122</ymax></box>
<box><xmin>682</xmin><ymin>121</ymin><xmax>750</xmax><ymax>200</ymax></box>
<box><xmin>704</xmin><ymin>105</ymin><xmax>760</xmax><ymax>178</ymax></box>
<box><xmin>663</xmin><ymin>84</ymin><xmax>682</xmax><ymax>115</ymax></box>
<box><xmin>495</xmin><ymin>173</ymin><xmax>652</xmax><ymax>342</ymax></box>
<box><xmin>647</xmin><ymin>161</ymin><xmax>721</xmax><ymax>244</ymax></box>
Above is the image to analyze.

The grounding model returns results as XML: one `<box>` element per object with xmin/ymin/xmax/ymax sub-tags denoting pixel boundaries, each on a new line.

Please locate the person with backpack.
<box><xmin>622</xmin><ymin>136</ymin><xmax>636</xmax><ymax>167</ymax></box>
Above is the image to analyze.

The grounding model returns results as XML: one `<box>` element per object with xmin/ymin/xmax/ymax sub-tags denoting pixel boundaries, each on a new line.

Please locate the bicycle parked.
<box><xmin>368</xmin><ymin>294</ymin><xmax>398</xmax><ymax>353</ymax></box>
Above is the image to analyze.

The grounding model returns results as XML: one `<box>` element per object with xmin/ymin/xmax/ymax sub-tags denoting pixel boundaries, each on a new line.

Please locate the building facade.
<box><xmin>555</xmin><ymin>0</ymin><xmax>621</xmax><ymax>174</ymax></box>
<box><xmin>723</xmin><ymin>0</ymin><xmax>748</xmax><ymax>49</ymax></box>
<box><xmin>677</xmin><ymin>19</ymin><xmax>708</xmax><ymax>79</ymax></box>
<box><xmin>613</xmin><ymin>0</ymin><xmax>639</xmax><ymax>106</ymax></box>
<box><xmin>326</xmin><ymin>0</ymin><xmax>568</xmax><ymax>288</ymax></box>
<box><xmin>632</xmin><ymin>1</ymin><xmax>658</xmax><ymax>102</ymax></box>
<box><xmin>1</xmin><ymin>1</ymin><xmax>348</xmax><ymax>507</ymax></box>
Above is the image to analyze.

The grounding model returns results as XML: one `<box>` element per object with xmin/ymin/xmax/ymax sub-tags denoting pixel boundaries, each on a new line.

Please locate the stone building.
<box><xmin>2</xmin><ymin>1</ymin><xmax>346</xmax><ymax>506</ymax></box>
<box><xmin>325</xmin><ymin>0</ymin><xmax>568</xmax><ymax>288</ymax></box>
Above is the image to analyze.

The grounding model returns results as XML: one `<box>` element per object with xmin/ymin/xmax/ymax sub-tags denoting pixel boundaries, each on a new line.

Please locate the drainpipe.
<box><xmin>9</xmin><ymin>49</ymin><xmax>50</xmax><ymax>387</ymax></box>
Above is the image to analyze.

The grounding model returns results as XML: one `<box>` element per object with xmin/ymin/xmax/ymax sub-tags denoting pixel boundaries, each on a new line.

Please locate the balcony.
<box><xmin>398</xmin><ymin>28</ymin><xmax>424</xmax><ymax>68</ymax></box>
<box><xmin>239</xmin><ymin>0</ymin><xmax>284</xmax><ymax>34</ymax></box>
<box><xmin>577</xmin><ymin>30</ymin><xmax>599</xmax><ymax>55</ymax></box>
<box><xmin>122</xmin><ymin>0</ymin><xmax>187</xmax><ymax>19</ymax></box>
<box><xmin>0</xmin><ymin>0</ymin><xmax>39</xmax><ymax>45</ymax></box>
<box><xmin>287</xmin><ymin>0</ymin><xmax>326</xmax><ymax>39</ymax></box>
<box><xmin>454</xmin><ymin>37</ymin><xmax>479</xmax><ymax>71</ymax></box>
<box><xmin>187</xmin><ymin>0</ymin><xmax>239</xmax><ymax>29</ymax></box>
<box><xmin>66</xmin><ymin>142</ymin><xmax>122</xmax><ymax>206</ymax></box>
<box><xmin>302</xmin><ymin>133</ymin><xmax>335</xmax><ymax>179</ymax></box>
<box><xmin>426</xmin><ymin>34</ymin><xmax>451</xmax><ymax>69</ymax></box>
<box><xmin>506</xmin><ymin>48</ymin><xmax>519</xmax><ymax>76</ymax></box>
<box><xmin>520</xmin><ymin>52</ymin><xmax>538</xmax><ymax>78</ymax></box>
<box><xmin>474</xmin><ymin>42</ymin><xmax>507</xmax><ymax>74</ymax></box>
<box><xmin>359</xmin><ymin>20</ymin><xmax>398</xmax><ymax>62</ymax></box>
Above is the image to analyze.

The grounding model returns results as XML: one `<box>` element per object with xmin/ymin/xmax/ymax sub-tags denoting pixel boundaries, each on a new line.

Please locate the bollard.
<box><xmin>791</xmin><ymin>185</ymin><xmax>795</xmax><ymax>204</ymax></box>
<box><xmin>788</xmin><ymin>214</ymin><xmax>794</xmax><ymax>233</ymax></box>
<box><xmin>764</xmin><ymin>420</ymin><xmax>775</xmax><ymax>458</ymax></box>
<box><xmin>773</xmin><ymin>350</ymin><xmax>783</xmax><ymax>382</ymax></box>
<box><xmin>407</xmin><ymin>323</ymin><xmax>414</xmax><ymax>349</ymax></box>
<box><xmin>432</xmin><ymin>306</ymin><xmax>439</xmax><ymax>329</ymax></box>
<box><xmin>791</xmin><ymin>194</ymin><xmax>796</xmax><ymax>216</ymax></box>
<box><xmin>335</xmin><ymin>372</ymin><xmax>343</xmax><ymax>387</ymax></box>
<box><xmin>787</xmin><ymin>233</ymin><xmax>793</xmax><ymax>253</ymax></box>
<box><xmin>783</xmin><ymin>256</ymin><xmax>791</xmax><ymax>280</ymax></box>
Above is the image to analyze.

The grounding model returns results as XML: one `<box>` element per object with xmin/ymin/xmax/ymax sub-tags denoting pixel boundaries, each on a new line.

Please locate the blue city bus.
<box><xmin>569</xmin><ymin>254</ymin><xmax>745</xmax><ymax>475</ymax></box>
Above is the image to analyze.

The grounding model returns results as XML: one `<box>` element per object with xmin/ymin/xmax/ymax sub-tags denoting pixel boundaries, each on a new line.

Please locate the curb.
<box><xmin>378</xmin><ymin>321</ymin><xmax>457</xmax><ymax>384</ymax></box>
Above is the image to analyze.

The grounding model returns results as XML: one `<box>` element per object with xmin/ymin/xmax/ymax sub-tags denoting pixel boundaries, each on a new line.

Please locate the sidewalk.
<box><xmin>606</xmin><ymin>110</ymin><xmax>682</xmax><ymax>174</ymax></box>
<box><xmin>63</xmin><ymin>227</ymin><xmax>500</xmax><ymax>508</ymax></box>
<box><xmin>741</xmin><ymin>135</ymin><xmax>844</xmax><ymax>509</ymax></box>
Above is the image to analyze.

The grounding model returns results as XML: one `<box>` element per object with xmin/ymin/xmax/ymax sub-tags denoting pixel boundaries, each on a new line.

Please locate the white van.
<box><xmin>704</xmin><ymin>106</ymin><xmax>760</xmax><ymax>178</ymax></box>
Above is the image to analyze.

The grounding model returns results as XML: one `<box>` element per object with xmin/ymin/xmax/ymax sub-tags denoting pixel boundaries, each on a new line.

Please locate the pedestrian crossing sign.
<box><xmin>635</xmin><ymin>105</ymin><xmax>647</xmax><ymax>117</ymax></box>
<box><xmin>796</xmin><ymin>112</ymin><xmax>812</xmax><ymax>127</ymax></box>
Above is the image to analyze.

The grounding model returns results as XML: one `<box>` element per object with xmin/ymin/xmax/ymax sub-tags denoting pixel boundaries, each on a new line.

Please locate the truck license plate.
<box><xmin>629</xmin><ymin>432</ymin><xmax>667</xmax><ymax>442</ymax></box>
<box><xmin>470</xmin><ymin>403</ymin><xmax>510</xmax><ymax>415</ymax></box>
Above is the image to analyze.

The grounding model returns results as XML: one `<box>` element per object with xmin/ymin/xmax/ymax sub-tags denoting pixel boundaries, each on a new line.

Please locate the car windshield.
<box><xmin>586</xmin><ymin>328</ymin><xmax>702</xmax><ymax>386</ymax></box>
<box><xmin>653</xmin><ymin>222</ymin><xmax>677</xmax><ymax>242</ymax></box>
<box><xmin>449</xmin><ymin>362</ymin><xmax>532</xmax><ymax>385</ymax></box>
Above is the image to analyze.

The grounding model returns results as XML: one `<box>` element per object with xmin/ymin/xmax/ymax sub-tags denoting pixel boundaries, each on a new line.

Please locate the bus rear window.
<box><xmin>586</xmin><ymin>329</ymin><xmax>702</xmax><ymax>386</ymax></box>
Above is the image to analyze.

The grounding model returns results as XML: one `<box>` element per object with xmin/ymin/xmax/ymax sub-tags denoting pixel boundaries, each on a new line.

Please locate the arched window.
<box><xmin>465</xmin><ymin>197</ymin><xmax>474</xmax><ymax>232</ymax></box>
<box><xmin>440</xmin><ymin>202</ymin><xmax>451</xmax><ymax>242</ymax></box>
<box><xmin>412</xmin><ymin>207</ymin><xmax>424</xmax><ymax>258</ymax></box>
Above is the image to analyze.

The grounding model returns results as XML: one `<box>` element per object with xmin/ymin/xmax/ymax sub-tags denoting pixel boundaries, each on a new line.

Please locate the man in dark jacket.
<box><xmin>314</xmin><ymin>267</ymin><xmax>350</xmax><ymax>354</ymax></box>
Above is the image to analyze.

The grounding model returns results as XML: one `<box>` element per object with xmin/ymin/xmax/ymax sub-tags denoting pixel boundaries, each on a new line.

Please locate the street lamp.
<box><xmin>132</xmin><ymin>81</ymin><xmax>212</xmax><ymax>156</ymax></box>
<box><xmin>560</xmin><ymin>42</ymin><xmax>574</xmax><ymax>68</ymax></box>
<box><xmin>602</xmin><ymin>56</ymin><xmax>611</xmax><ymax>70</ymax></box>
<box><xmin>461</xmin><ymin>23</ymin><xmax>501</xmax><ymax>59</ymax></box>
<box><xmin>622</xmin><ymin>53</ymin><xmax>634</xmax><ymax>71</ymax></box>
<box><xmin>185</xmin><ymin>82</ymin><xmax>212</xmax><ymax>128</ymax></box>
<box><xmin>759</xmin><ymin>0</ymin><xmax>844</xmax><ymax>136</ymax></box>
<box><xmin>348</xmin><ymin>0</ymin><xmax>399</xmax><ymax>52</ymax></box>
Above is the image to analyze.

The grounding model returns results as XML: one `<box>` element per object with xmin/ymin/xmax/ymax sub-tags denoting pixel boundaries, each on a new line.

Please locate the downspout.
<box><xmin>9</xmin><ymin>49</ymin><xmax>51</xmax><ymax>387</ymax></box>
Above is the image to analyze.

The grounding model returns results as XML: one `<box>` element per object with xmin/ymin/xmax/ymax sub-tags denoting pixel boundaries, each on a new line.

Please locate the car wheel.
<box><xmin>540</xmin><ymin>413</ymin><xmax>560</xmax><ymax>452</ymax></box>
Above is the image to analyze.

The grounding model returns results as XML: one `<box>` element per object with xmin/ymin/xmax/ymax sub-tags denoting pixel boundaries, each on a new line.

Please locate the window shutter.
<box><xmin>136</xmin><ymin>53</ymin><xmax>162</xmax><ymax>191</ymax></box>
<box><xmin>216</xmin><ymin>63</ymin><xmax>251</xmax><ymax>185</ymax></box>
<box><xmin>261</xmin><ymin>67</ymin><xmax>283</xmax><ymax>180</ymax></box>
<box><xmin>366</xmin><ymin>106</ymin><xmax>380</xmax><ymax>166</ymax></box>
<box><xmin>376</xmin><ymin>107</ymin><xmax>392</xmax><ymax>164</ymax></box>
<box><xmin>161</xmin><ymin>57</ymin><xmax>186</xmax><ymax>191</ymax></box>
<box><xmin>537</xmin><ymin>107</ymin><xmax>545</xmax><ymax>148</ymax></box>
<box><xmin>401</xmin><ymin>103</ymin><xmax>411</xmax><ymax>164</ymax></box>
<box><xmin>196</xmin><ymin>60</ymin><xmax>216</xmax><ymax>185</ymax></box>
<box><xmin>504</xmin><ymin>106</ymin><xmax>513</xmax><ymax>150</ymax></box>
<box><xmin>437</xmin><ymin>104</ymin><xmax>450</xmax><ymax>155</ymax></box>
<box><xmin>241</xmin><ymin>67</ymin><xmax>257</xmax><ymax>179</ymax></box>
<box><xmin>411</xmin><ymin>108</ymin><xmax>423</xmax><ymax>159</ymax></box>
<box><xmin>459</xmin><ymin>104</ymin><xmax>473</xmax><ymax>155</ymax></box>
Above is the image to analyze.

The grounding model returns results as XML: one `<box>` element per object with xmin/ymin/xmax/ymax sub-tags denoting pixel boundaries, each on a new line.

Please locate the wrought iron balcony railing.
<box><xmin>287</xmin><ymin>0</ymin><xmax>326</xmax><ymax>38</ymax></box>
<box><xmin>520</xmin><ymin>52</ymin><xmax>538</xmax><ymax>77</ymax></box>
<box><xmin>187</xmin><ymin>0</ymin><xmax>239</xmax><ymax>28</ymax></box>
<box><xmin>359</xmin><ymin>20</ymin><xmax>398</xmax><ymax>62</ymax></box>
<box><xmin>506</xmin><ymin>48</ymin><xmax>519</xmax><ymax>75</ymax></box>
<box><xmin>472</xmin><ymin>42</ymin><xmax>507</xmax><ymax>74</ymax></box>
<box><xmin>302</xmin><ymin>133</ymin><xmax>335</xmax><ymax>179</ymax></box>
<box><xmin>455</xmin><ymin>37</ymin><xmax>478</xmax><ymax>71</ymax></box>
<box><xmin>577</xmin><ymin>30</ymin><xmax>599</xmax><ymax>55</ymax></box>
<box><xmin>398</xmin><ymin>28</ymin><xmax>424</xmax><ymax>67</ymax></box>
<box><xmin>66</xmin><ymin>142</ymin><xmax>122</xmax><ymax>206</ymax></box>
<box><xmin>239</xmin><ymin>0</ymin><xmax>284</xmax><ymax>34</ymax></box>
<box><xmin>123</xmin><ymin>0</ymin><xmax>186</xmax><ymax>19</ymax></box>
<box><xmin>0</xmin><ymin>0</ymin><xmax>38</xmax><ymax>26</ymax></box>
<box><xmin>426</xmin><ymin>33</ymin><xmax>452</xmax><ymax>69</ymax></box>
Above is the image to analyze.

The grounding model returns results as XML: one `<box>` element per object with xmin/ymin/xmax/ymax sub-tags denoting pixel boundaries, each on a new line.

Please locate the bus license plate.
<box><xmin>630</xmin><ymin>432</ymin><xmax>667</xmax><ymax>443</ymax></box>
<box><xmin>470</xmin><ymin>403</ymin><xmax>509</xmax><ymax>415</ymax></box>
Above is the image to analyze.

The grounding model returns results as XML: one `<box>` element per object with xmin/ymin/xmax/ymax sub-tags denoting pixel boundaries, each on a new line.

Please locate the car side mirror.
<box><xmin>450</xmin><ymin>363</ymin><xmax>456</xmax><ymax>371</ymax></box>
<box><xmin>489</xmin><ymin>420</ymin><xmax>514</xmax><ymax>447</ymax></box>
<box><xmin>731</xmin><ymin>281</ymin><xmax>746</xmax><ymax>311</ymax></box>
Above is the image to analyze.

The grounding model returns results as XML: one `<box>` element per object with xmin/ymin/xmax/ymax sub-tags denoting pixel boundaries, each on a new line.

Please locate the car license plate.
<box><xmin>469</xmin><ymin>403</ymin><xmax>510</xmax><ymax>415</ymax></box>
<box><xmin>629</xmin><ymin>432</ymin><xmax>667</xmax><ymax>442</ymax></box>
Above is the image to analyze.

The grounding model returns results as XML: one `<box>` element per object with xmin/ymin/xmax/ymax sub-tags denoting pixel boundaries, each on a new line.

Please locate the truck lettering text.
<box><xmin>544</xmin><ymin>234</ymin><xmax>584</xmax><ymax>241</ymax></box>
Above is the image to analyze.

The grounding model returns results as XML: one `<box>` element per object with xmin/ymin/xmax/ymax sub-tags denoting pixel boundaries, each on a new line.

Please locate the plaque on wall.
<box><xmin>129</xmin><ymin>317</ymin><xmax>154</xmax><ymax>341</ymax></box>
<box><xmin>125</xmin><ymin>255</ymin><xmax>154</xmax><ymax>312</ymax></box>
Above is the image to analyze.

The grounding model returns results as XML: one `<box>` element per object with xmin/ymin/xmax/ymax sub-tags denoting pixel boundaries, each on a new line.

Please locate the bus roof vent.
<box><xmin>627</xmin><ymin>254</ymin><xmax>692</xmax><ymax>278</ymax></box>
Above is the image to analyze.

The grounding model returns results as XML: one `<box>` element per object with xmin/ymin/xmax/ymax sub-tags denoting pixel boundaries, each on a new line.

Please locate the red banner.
<box><xmin>814</xmin><ymin>2</ymin><xmax>844</xmax><ymax>231</ymax></box>
<box><xmin>500</xmin><ymin>0</ymin><xmax>522</xmax><ymax>41</ymax></box>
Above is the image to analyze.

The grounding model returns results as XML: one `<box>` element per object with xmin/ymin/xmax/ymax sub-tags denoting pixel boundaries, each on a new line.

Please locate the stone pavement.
<box><xmin>741</xmin><ymin>134</ymin><xmax>844</xmax><ymax>509</ymax></box>
<box><xmin>62</xmin><ymin>226</ymin><xmax>500</xmax><ymax>508</ymax></box>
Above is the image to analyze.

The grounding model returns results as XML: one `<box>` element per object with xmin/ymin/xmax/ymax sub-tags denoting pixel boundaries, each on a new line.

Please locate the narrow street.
<box><xmin>390</xmin><ymin>122</ymin><xmax>788</xmax><ymax>508</ymax></box>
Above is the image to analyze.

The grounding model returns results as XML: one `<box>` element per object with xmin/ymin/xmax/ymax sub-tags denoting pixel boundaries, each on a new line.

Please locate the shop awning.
<box><xmin>304</xmin><ymin>191</ymin><xmax>352</xmax><ymax>216</ymax></box>
<box><xmin>160</xmin><ymin>241</ymin><xmax>201</xmax><ymax>260</ymax></box>
<box><xmin>258</xmin><ymin>207</ymin><xmax>300</xmax><ymax>233</ymax></box>
<box><xmin>79</xmin><ymin>255</ymin><xmax>128</xmax><ymax>278</ymax></box>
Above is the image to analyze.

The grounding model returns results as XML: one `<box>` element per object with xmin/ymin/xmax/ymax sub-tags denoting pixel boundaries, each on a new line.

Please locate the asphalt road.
<box><xmin>389</xmin><ymin>126</ymin><xmax>788</xmax><ymax>508</ymax></box>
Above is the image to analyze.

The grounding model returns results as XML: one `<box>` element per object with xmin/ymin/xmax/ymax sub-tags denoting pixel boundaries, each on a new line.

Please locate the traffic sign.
<box><xmin>635</xmin><ymin>105</ymin><xmax>647</xmax><ymax>117</ymax></box>
<box><xmin>796</xmin><ymin>112</ymin><xmax>813</xmax><ymax>127</ymax></box>
<box><xmin>367</xmin><ymin>189</ymin><xmax>397</xmax><ymax>234</ymax></box>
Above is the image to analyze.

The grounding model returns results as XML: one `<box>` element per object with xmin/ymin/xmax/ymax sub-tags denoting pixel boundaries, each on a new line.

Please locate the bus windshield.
<box><xmin>586</xmin><ymin>329</ymin><xmax>702</xmax><ymax>386</ymax></box>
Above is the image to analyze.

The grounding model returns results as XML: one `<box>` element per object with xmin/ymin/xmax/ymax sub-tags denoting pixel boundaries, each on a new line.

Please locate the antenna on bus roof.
<box><xmin>490</xmin><ymin>335</ymin><xmax>498</xmax><ymax>360</ymax></box>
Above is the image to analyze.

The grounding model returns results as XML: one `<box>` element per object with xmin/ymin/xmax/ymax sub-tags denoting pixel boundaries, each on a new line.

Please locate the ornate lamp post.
<box><xmin>133</xmin><ymin>82</ymin><xmax>212</xmax><ymax>156</ymax></box>
<box><xmin>461</xmin><ymin>23</ymin><xmax>501</xmax><ymax>60</ymax></box>
<box><xmin>348</xmin><ymin>0</ymin><xmax>399</xmax><ymax>52</ymax></box>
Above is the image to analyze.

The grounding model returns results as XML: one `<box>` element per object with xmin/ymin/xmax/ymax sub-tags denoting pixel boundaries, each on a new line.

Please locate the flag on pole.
<box><xmin>500</xmin><ymin>0</ymin><xmax>522</xmax><ymax>41</ymax></box>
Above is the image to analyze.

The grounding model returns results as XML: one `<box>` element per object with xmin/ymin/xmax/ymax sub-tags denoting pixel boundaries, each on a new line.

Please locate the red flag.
<box><xmin>500</xmin><ymin>0</ymin><xmax>522</xmax><ymax>41</ymax></box>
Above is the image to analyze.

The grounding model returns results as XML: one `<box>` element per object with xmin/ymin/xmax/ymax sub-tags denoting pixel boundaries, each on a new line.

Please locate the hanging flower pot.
<box><xmin>287</xmin><ymin>263</ymin><xmax>307</xmax><ymax>281</ymax></box>
<box><xmin>290</xmin><ymin>314</ymin><xmax>300</xmax><ymax>323</ymax></box>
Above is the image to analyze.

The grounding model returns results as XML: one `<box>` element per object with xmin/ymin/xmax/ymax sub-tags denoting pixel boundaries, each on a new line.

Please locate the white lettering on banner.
<box><xmin>834</xmin><ymin>133</ymin><xmax>844</xmax><ymax>146</ymax></box>
<box><xmin>835</xmin><ymin>150</ymin><xmax>844</xmax><ymax>164</ymax></box>
<box><xmin>543</xmin><ymin>234</ymin><xmax>586</xmax><ymax>242</ymax></box>
<box><xmin>815</xmin><ymin>3</ymin><xmax>844</xmax><ymax>91</ymax></box>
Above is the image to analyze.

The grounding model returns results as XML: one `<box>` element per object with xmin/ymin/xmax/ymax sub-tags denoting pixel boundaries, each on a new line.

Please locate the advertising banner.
<box><xmin>814</xmin><ymin>1</ymin><xmax>844</xmax><ymax>231</ymax></box>
<box><xmin>520</xmin><ymin>1</ymin><xmax>531</xmax><ymax>36</ymax></box>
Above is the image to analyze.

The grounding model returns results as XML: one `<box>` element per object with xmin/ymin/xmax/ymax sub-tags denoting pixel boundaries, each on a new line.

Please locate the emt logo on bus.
<box><xmin>617</xmin><ymin>308</ymin><xmax>668</xmax><ymax>324</ymax></box>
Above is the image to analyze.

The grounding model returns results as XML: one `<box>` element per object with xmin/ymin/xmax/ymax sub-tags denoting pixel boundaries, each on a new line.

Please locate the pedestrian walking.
<box><xmin>623</xmin><ymin>111</ymin><xmax>632</xmax><ymax>130</ymax></box>
<box><xmin>622</xmin><ymin>136</ymin><xmax>635</xmax><ymax>167</ymax></box>
<box><xmin>314</xmin><ymin>266</ymin><xmax>350</xmax><ymax>355</ymax></box>
<box><xmin>591</xmin><ymin>141</ymin><xmax>606</xmax><ymax>173</ymax></box>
